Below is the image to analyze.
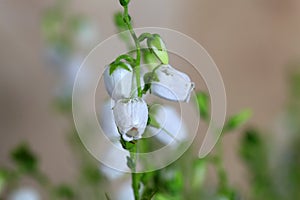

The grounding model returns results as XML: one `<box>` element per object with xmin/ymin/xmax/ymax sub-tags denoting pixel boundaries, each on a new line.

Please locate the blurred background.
<box><xmin>1</xmin><ymin>0</ymin><xmax>300</xmax><ymax>199</ymax></box>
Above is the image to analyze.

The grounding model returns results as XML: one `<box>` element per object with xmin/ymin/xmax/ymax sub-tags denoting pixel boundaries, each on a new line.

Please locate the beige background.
<box><xmin>1</xmin><ymin>0</ymin><xmax>300</xmax><ymax>193</ymax></box>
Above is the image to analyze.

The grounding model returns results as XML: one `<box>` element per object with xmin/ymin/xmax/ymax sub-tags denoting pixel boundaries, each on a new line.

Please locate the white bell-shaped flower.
<box><xmin>104</xmin><ymin>64</ymin><xmax>133</xmax><ymax>101</ymax></box>
<box><xmin>151</xmin><ymin>65</ymin><xmax>194</xmax><ymax>102</ymax></box>
<box><xmin>146</xmin><ymin>105</ymin><xmax>188</xmax><ymax>146</ymax></box>
<box><xmin>113</xmin><ymin>98</ymin><xmax>148</xmax><ymax>141</ymax></box>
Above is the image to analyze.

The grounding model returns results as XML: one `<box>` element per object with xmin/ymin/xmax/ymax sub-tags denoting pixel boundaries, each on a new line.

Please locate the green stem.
<box><xmin>123</xmin><ymin>5</ymin><xmax>142</xmax><ymax>97</ymax></box>
<box><xmin>215</xmin><ymin>139</ymin><xmax>229</xmax><ymax>191</ymax></box>
<box><xmin>130</xmin><ymin>143</ymin><xmax>139</xmax><ymax>200</ymax></box>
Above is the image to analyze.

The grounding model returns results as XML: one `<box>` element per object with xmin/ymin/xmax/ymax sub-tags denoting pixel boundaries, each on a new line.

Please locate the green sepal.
<box><xmin>109</xmin><ymin>62</ymin><xmax>132</xmax><ymax>75</ymax></box>
<box><xmin>142</xmin><ymin>71</ymin><xmax>159</xmax><ymax>94</ymax></box>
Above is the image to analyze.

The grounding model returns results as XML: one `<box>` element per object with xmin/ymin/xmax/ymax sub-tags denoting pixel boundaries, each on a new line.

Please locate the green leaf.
<box><xmin>142</xmin><ymin>71</ymin><xmax>159</xmax><ymax>94</ymax></box>
<box><xmin>147</xmin><ymin>34</ymin><xmax>169</xmax><ymax>64</ymax></box>
<box><xmin>114</xmin><ymin>12</ymin><xmax>127</xmax><ymax>31</ymax></box>
<box><xmin>10</xmin><ymin>143</ymin><xmax>38</xmax><ymax>174</ymax></box>
<box><xmin>81</xmin><ymin>164</ymin><xmax>102</xmax><ymax>184</ymax></box>
<box><xmin>53</xmin><ymin>184</ymin><xmax>75</xmax><ymax>199</ymax></box>
<box><xmin>223</xmin><ymin>109</ymin><xmax>252</xmax><ymax>132</ymax></box>
<box><xmin>0</xmin><ymin>168</ymin><xmax>9</xmax><ymax>194</ymax></box>
<box><xmin>192</xmin><ymin>159</ymin><xmax>207</xmax><ymax>189</ymax></box>
<box><xmin>196</xmin><ymin>92</ymin><xmax>210</xmax><ymax>121</ymax></box>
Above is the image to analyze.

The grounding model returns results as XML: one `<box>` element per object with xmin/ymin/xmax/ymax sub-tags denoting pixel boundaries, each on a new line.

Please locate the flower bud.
<box><xmin>104</xmin><ymin>64</ymin><xmax>133</xmax><ymax>100</ymax></box>
<box><xmin>147</xmin><ymin>34</ymin><xmax>169</xmax><ymax>64</ymax></box>
<box><xmin>119</xmin><ymin>0</ymin><xmax>130</xmax><ymax>7</ymax></box>
<box><xmin>150</xmin><ymin>65</ymin><xmax>195</xmax><ymax>102</ymax></box>
<box><xmin>113</xmin><ymin>98</ymin><xmax>148</xmax><ymax>141</ymax></box>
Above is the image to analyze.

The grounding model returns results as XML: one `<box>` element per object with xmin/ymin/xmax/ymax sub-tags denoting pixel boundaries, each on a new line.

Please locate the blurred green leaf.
<box><xmin>196</xmin><ymin>92</ymin><xmax>210</xmax><ymax>121</ymax></box>
<box><xmin>114</xmin><ymin>12</ymin><xmax>127</xmax><ymax>31</ymax></box>
<box><xmin>53</xmin><ymin>184</ymin><xmax>75</xmax><ymax>200</ymax></box>
<box><xmin>53</xmin><ymin>96</ymin><xmax>72</xmax><ymax>114</ymax></box>
<box><xmin>192</xmin><ymin>159</ymin><xmax>207</xmax><ymax>189</ymax></box>
<box><xmin>10</xmin><ymin>143</ymin><xmax>38</xmax><ymax>174</ymax></box>
<box><xmin>81</xmin><ymin>164</ymin><xmax>102</xmax><ymax>185</ymax></box>
<box><xmin>223</xmin><ymin>109</ymin><xmax>252</xmax><ymax>132</ymax></box>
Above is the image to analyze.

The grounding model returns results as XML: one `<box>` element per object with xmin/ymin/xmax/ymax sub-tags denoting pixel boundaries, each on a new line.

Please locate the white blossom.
<box><xmin>151</xmin><ymin>65</ymin><xmax>194</xmax><ymax>102</ymax></box>
<box><xmin>104</xmin><ymin>65</ymin><xmax>133</xmax><ymax>101</ymax></box>
<box><xmin>146</xmin><ymin>105</ymin><xmax>188</xmax><ymax>146</ymax></box>
<box><xmin>113</xmin><ymin>98</ymin><xmax>148</xmax><ymax>141</ymax></box>
<box><xmin>9</xmin><ymin>188</ymin><xmax>40</xmax><ymax>200</ymax></box>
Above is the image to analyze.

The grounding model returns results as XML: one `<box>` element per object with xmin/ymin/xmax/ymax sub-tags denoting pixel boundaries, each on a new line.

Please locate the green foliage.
<box><xmin>10</xmin><ymin>143</ymin><xmax>38</xmax><ymax>174</ymax></box>
<box><xmin>196</xmin><ymin>92</ymin><xmax>210</xmax><ymax>121</ymax></box>
<box><xmin>223</xmin><ymin>109</ymin><xmax>252</xmax><ymax>133</ymax></box>
<box><xmin>191</xmin><ymin>159</ymin><xmax>207</xmax><ymax>189</ymax></box>
<box><xmin>53</xmin><ymin>184</ymin><xmax>75</xmax><ymax>200</ymax></box>
<box><xmin>81</xmin><ymin>164</ymin><xmax>102</xmax><ymax>185</ymax></box>
<box><xmin>240</xmin><ymin>128</ymin><xmax>278</xmax><ymax>200</ymax></box>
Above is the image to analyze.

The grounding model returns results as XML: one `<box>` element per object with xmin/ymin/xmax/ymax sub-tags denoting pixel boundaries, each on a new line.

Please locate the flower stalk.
<box><xmin>122</xmin><ymin>5</ymin><xmax>142</xmax><ymax>98</ymax></box>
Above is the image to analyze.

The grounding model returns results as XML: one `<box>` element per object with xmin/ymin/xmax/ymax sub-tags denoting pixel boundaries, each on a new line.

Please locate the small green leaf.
<box><xmin>223</xmin><ymin>109</ymin><xmax>252</xmax><ymax>132</ymax></box>
<box><xmin>196</xmin><ymin>92</ymin><xmax>210</xmax><ymax>121</ymax></box>
<box><xmin>10</xmin><ymin>143</ymin><xmax>38</xmax><ymax>174</ymax></box>
<box><xmin>114</xmin><ymin>12</ymin><xmax>127</xmax><ymax>31</ymax></box>
<box><xmin>147</xmin><ymin>34</ymin><xmax>169</xmax><ymax>64</ymax></box>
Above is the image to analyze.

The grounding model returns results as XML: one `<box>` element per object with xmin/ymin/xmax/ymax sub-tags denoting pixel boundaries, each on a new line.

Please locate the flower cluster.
<box><xmin>104</xmin><ymin>33</ymin><xmax>194</xmax><ymax>142</ymax></box>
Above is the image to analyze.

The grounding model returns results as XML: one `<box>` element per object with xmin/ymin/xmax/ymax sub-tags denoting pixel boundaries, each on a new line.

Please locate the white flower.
<box><xmin>9</xmin><ymin>188</ymin><xmax>40</xmax><ymax>200</ymax></box>
<box><xmin>113</xmin><ymin>98</ymin><xmax>148</xmax><ymax>141</ymax></box>
<box><xmin>146</xmin><ymin>105</ymin><xmax>188</xmax><ymax>146</ymax></box>
<box><xmin>104</xmin><ymin>65</ymin><xmax>133</xmax><ymax>101</ymax></box>
<box><xmin>99</xmin><ymin>143</ymin><xmax>129</xmax><ymax>180</ymax></box>
<box><xmin>151</xmin><ymin>65</ymin><xmax>194</xmax><ymax>102</ymax></box>
<box><xmin>99</xmin><ymin>101</ymin><xmax>119</xmax><ymax>140</ymax></box>
<box><xmin>116</xmin><ymin>181</ymin><xmax>135</xmax><ymax>200</ymax></box>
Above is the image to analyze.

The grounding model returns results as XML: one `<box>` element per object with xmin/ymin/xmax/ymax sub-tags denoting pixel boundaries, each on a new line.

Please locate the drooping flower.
<box><xmin>104</xmin><ymin>64</ymin><xmax>133</xmax><ymax>101</ymax></box>
<box><xmin>146</xmin><ymin>105</ymin><xmax>188</xmax><ymax>146</ymax></box>
<box><xmin>150</xmin><ymin>65</ymin><xmax>194</xmax><ymax>102</ymax></box>
<box><xmin>113</xmin><ymin>98</ymin><xmax>148</xmax><ymax>141</ymax></box>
